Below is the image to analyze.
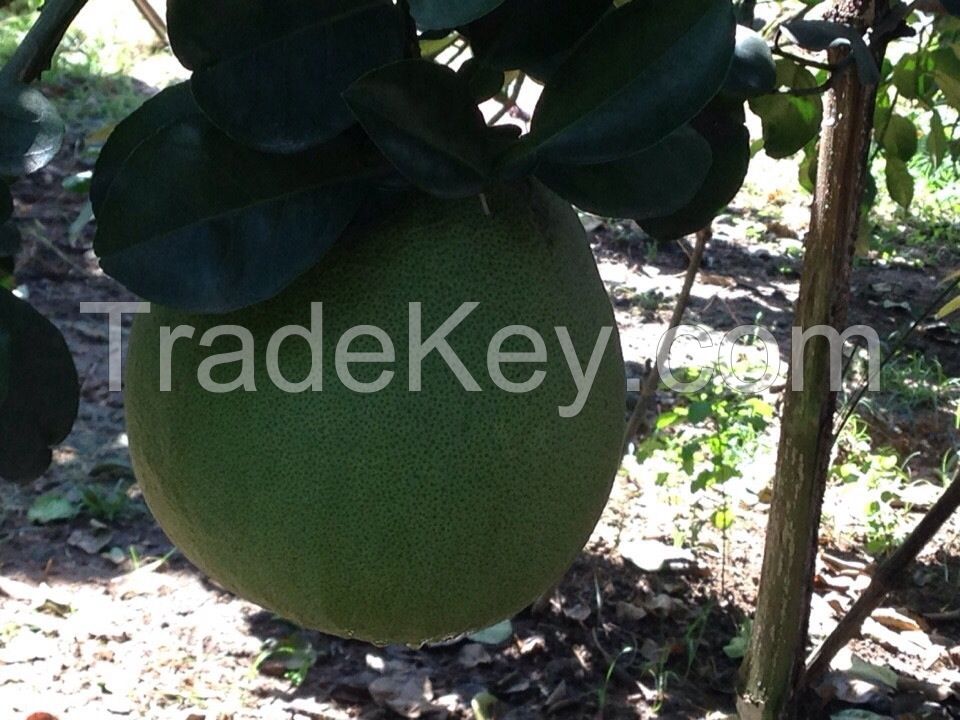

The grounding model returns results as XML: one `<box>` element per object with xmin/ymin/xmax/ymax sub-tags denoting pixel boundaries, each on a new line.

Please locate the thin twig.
<box><xmin>800</xmin><ymin>467</ymin><xmax>960</xmax><ymax>688</ymax></box>
<box><xmin>0</xmin><ymin>0</ymin><xmax>90</xmax><ymax>84</ymax></box>
<box><xmin>621</xmin><ymin>227</ymin><xmax>711</xmax><ymax>454</ymax></box>
<box><xmin>130</xmin><ymin>0</ymin><xmax>166</xmax><ymax>43</ymax></box>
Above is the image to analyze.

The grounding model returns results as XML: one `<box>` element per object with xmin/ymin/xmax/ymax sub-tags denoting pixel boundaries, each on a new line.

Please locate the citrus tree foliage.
<box><xmin>1</xmin><ymin>0</ymin><xmax>959</xmax><ymax>481</ymax></box>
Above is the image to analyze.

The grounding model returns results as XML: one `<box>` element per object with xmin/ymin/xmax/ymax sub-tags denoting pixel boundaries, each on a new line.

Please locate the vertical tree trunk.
<box><xmin>737</xmin><ymin>1</ymin><xmax>890</xmax><ymax>717</ymax></box>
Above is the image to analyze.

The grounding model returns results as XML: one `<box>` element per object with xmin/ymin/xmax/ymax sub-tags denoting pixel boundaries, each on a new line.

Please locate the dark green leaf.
<box><xmin>408</xmin><ymin>0</ymin><xmax>507</xmax><ymax>30</ymax></box>
<box><xmin>466</xmin><ymin>0</ymin><xmax>613</xmax><ymax>77</ymax></box>
<box><xmin>94</xmin><ymin>116</ymin><xmax>371</xmax><ymax>314</ymax></box>
<box><xmin>459</xmin><ymin>58</ymin><xmax>505</xmax><ymax>102</ymax></box>
<box><xmin>723</xmin><ymin>25</ymin><xmax>776</xmax><ymax>99</ymax></box>
<box><xmin>782</xmin><ymin>20</ymin><xmax>878</xmax><ymax>85</ymax></box>
<box><xmin>640</xmin><ymin>108</ymin><xmax>750</xmax><ymax>239</ymax></box>
<box><xmin>885</xmin><ymin>157</ymin><xmax>914</xmax><ymax>209</ymax></box>
<box><xmin>878</xmin><ymin>113</ymin><xmax>917</xmax><ymax>162</ymax></box>
<box><xmin>536</xmin><ymin>126</ymin><xmax>712</xmax><ymax>219</ymax></box>
<box><xmin>0</xmin><ymin>290</ymin><xmax>79</xmax><ymax>482</ymax></box>
<box><xmin>943</xmin><ymin>0</ymin><xmax>960</xmax><ymax>17</ymax></box>
<box><xmin>782</xmin><ymin>19</ymin><xmax>852</xmax><ymax>51</ymax></box>
<box><xmin>523</xmin><ymin>0</ymin><xmax>735</xmax><ymax>165</ymax></box>
<box><xmin>91</xmin><ymin>83</ymin><xmax>199</xmax><ymax>214</ymax></box>
<box><xmin>749</xmin><ymin>60</ymin><xmax>822</xmax><ymax>159</ymax></box>
<box><xmin>0</xmin><ymin>82</ymin><xmax>64</xmax><ymax>175</ymax></box>
<box><xmin>168</xmin><ymin>0</ymin><xmax>381</xmax><ymax>70</ymax></box>
<box><xmin>168</xmin><ymin>0</ymin><xmax>261</xmax><ymax>70</ymax></box>
<box><xmin>191</xmin><ymin>1</ymin><xmax>405</xmax><ymax>153</ymax></box>
<box><xmin>345</xmin><ymin>60</ymin><xmax>502</xmax><ymax>198</ymax></box>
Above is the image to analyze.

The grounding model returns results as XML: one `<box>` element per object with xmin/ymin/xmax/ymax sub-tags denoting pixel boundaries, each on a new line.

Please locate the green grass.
<box><xmin>868</xmin><ymin>352</ymin><xmax>960</xmax><ymax>418</ymax></box>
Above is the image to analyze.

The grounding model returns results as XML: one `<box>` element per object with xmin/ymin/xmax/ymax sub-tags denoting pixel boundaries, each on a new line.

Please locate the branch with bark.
<box><xmin>801</xmin><ymin>469</ymin><xmax>960</xmax><ymax>687</ymax></box>
<box><xmin>622</xmin><ymin>227</ymin><xmax>711</xmax><ymax>454</ymax></box>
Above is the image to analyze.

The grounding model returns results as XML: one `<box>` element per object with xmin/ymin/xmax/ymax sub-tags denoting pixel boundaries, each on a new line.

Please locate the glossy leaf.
<box><xmin>167</xmin><ymin>0</ymin><xmax>376</xmax><ymax>70</ymax></box>
<box><xmin>345</xmin><ymin>60</ymin><xmax>503</xmax><ymax>198</ymax></box>
<box><xmin>0</xmin><ymin>82</ymin><xmax>64</xmax><ymax>176</ymax></box>
<box><xmin>723</xmin><ymin>25</ymin><xmax>776</xmax><ymax>99</ymax></box>
<box><xmin>191</xmin><ymin>1</ymin><xmax>405</xmax><ymax>153</ymax></box>
<box><xmin>466</xmin><ymin>0</ymin><xmax>613</xmax><ymax>78</ymax></box>
<box><xmin>458</xmin><ymin>59</ymin><xmax>505</xmax><ymax>102</ymax></box>
<box><xmin>536</xmin><ymin>126</ymin><xmax>712</xmax><ymax>219</ymax></box>
<box><xmin>408</xmin><ymin>0</ymin><xmax>507</xmax><ymax>30</ymax></box>
<box><xmin>781</xmin><ymin>19</ymin><xmax>877</xmax><ymax>85</ymax></box>
<box><xmin>781</xmin><ymin>19</ymin><xmax>853</xmax><ymax>51</ymax></box>
<box><xmin>94</xmin><ymin>115</ymin><xmax>370</xmax><ymax>314</ymax></box>
<box><xmin>91</xmin><ymin>83</ymin><xmax>199</xmax><ymax>214</ymax></box>
<box><xmin>749</xmin><ymin>60</ymin><xmax>823</xmax><ymax>159</ymax></box>
<box><xmin>0</xmin><ymin>290</ymin><xmax>79</xmax><ymax>481</ymax></box>
<box><xmin>640</xmin><ymin>108</ymin><xmax>750</xmax><ymax>240</ymax></box>
<box><xmin>524</xmin><ymin>0</ymin><xmax>735</xmax><ymax>165</ymax></box>
<box><xmin>168</xmin><ymin>0</ymin><xmax>261</xmax><ymax>70</ymax></box>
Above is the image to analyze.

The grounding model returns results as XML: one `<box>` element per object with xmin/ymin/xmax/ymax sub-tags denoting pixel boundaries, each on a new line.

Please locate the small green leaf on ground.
<box><xmin>28</xmin><ymin>493</ymin><xmax>80</xmax><ymax>524</ymax></box>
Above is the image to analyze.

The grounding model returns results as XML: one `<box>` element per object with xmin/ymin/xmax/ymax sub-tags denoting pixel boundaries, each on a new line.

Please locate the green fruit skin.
<box><xmin>125</xmin><ymin>181</ymin><xmax>626</xmax><ymax>646</ymax></box>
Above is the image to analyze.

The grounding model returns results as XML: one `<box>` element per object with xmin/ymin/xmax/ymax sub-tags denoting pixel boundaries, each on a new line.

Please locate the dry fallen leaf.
<box><xmin>368</xmin><ymin>673</ymin><xmax>433</xmax><ymax>719</ymax></box>
<box><xmin>871</xmin><ymin>607</ymin><xmax>924</xmax><ymax>633</ymax></box>
<box><xmin>616</xmin><ymin>601</ymin><xmax>648</xmax><ymax>623</ymax></box>
<box><xmin>458</xmin><ymin>643</ymin><xmax>492</xmax><ymax>669</ymax></box>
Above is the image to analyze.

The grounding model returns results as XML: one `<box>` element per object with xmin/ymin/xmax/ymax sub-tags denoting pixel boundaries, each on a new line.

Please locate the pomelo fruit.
<box><xmin>124</xmin><ymin>180</ymin><xmax>625</xmax><ymax>646</ymax></box>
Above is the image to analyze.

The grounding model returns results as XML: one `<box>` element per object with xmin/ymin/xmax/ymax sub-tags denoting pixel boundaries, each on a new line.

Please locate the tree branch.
<box><xmin>800</xmin><ymin>468</ymin><xmax>960</xmax><ymax>688</ymax></box>
<box><xmin>0</xmin><ymin>0</ymin><xmax>89</xmax><ymax>84</ymax></box>
<box><xmin>130</xmin><ymin>0</ymin><xmax>167</xmax><ymax>43</ymax></box>
<box><xmin>621</xmin><ymin>227</ymin><xmax>711</xmax><ymax>454</ymax></box>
